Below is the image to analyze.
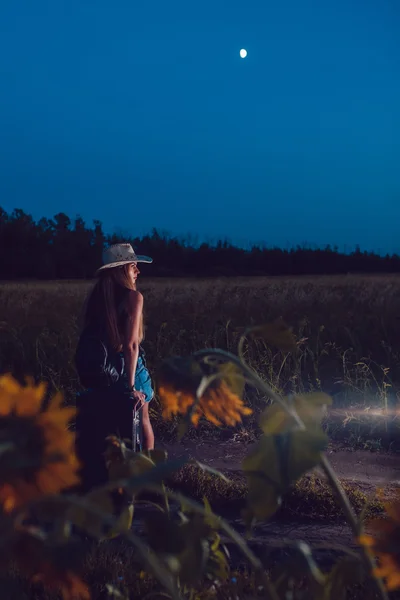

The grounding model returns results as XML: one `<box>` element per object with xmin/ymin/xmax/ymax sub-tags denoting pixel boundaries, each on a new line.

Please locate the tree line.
<box><xmin>1</xmin><ymin>207</ymin><xmax>399</xmax><ymax>279</ymax></box>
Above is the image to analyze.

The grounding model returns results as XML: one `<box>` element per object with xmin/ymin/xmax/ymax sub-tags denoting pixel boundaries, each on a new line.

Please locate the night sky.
<box><xmin>0</xmin><ymin>1</ymin><xmax>399</xmax><ymax>252</ymax></box>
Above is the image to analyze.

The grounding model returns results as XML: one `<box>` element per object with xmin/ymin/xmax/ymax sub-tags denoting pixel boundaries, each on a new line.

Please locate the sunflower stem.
<box><xmin>320</xmin><ymin>454</ymin><xmax>389</xmax><ymax>600</ymax></box>
<box><xmin>56</xmin><ymin>481</ymin><xmax>278</xmax><ymax>599</ymax></box>
<box><xmin>193</xmin><ymin>347</ymin><xmax>389</xmax><ymax>600</ymax></box>
<box><xmin>26</xmin><ymin>494</ymin><xmax>182</xmax><ymax>600</ymax></box>
<box><xmin>143</xmin><ymin>486</ymin><xmax>280</xmax><ymax>600</ymax></box>
<box><xmin>193</xmin><ymin>348</ymin><xmax>303</xmax><ymax>428</ymax></box>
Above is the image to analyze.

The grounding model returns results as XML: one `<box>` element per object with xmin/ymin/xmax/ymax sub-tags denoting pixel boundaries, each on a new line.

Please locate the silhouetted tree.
<box><xmin>0</xmin><ymin>206</ymin><xmax>399</xmax><ymax>279</ymax></box>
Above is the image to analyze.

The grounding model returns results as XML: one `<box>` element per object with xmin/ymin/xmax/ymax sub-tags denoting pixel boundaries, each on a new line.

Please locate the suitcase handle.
<box><xmin>132</xmin><ymin>402</ymin><xmax>144</xmax><ymax>453</ymax></box>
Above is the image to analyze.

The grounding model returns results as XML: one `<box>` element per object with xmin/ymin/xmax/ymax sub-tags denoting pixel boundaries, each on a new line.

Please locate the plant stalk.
<box><xmin>194</xmin><ymin>347</ymin><xmax>390</xmax><ymax>600</ymax></box>
<box><xmin>146</xmin><ymin>487</ymin><xmax>280</xmax><ymax>600</ymax></box>
<box><xmin>25</xmin><ymin>494</ymin><xmax>182</xmax><ymax>600</ymax></box>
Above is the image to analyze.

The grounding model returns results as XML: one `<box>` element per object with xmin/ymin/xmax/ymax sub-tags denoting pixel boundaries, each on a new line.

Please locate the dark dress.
<box><xmin>75</xmin><ymin>384</ymin><xmax>133</xmax><ymax>494</ymax></box>
<box><xmin>75</xmin><ymin>347</ymin><xmax>154</xmax><ymax>494</ymax></box>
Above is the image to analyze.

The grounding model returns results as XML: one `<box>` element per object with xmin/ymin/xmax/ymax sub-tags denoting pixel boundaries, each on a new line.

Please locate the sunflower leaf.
<box><xmin>146</xmin><ymin>449</ymin><xmax>168</xmax><ymax>464</ymax></box>
<box><xmin>260</xmin><ymin>393</ymin><xmax>332</xmax><ymax>434</ymax></box>
<box><xmin>242</xmin><ymin>436</ymin><xmax>283</xmax><ymax>521</ymax></box>
<box><xmin>66</xmin><ymin>489</ymin><xmax>120</xmax><ymax>538</ymax></box>
<box><xmin>177</xmin><ymin>419</ymin><xmax>189</xmax><ymax>441</ymax></box>
<box><xmin>193</xmin><ymin>461</ymin><xmax>231</xmax><ymax>483</ymax></box>
<box><xmin>144</xmin><ymin>511</ymin><xmax>187</xmax><ymax>554</ymax></box>
<box><xmin>123</xmin><ymin>457</ymin><xmax>189</xmax><ymax>492</ymax></box>
<box><xmin>107</xmin><ymin>451</ymin><xmax>154</xmax><ymax>482</ymax></box>
<box><xmin>323</xmin><ymin>555</ymin><xmax>366</xmax><ymax>600</ymax></box>
<box><xmin>145</xmin><ymin>511</ymin><xmax>215</xmax><ymax>585</ymax></box>
<box><xmin>293</xmin><ymin>541</ymin><xmax>326</xmax><ymax>585</ymax></box>
<box><xmin>247</xmin><ymin>318</ymin><xmax>297</xmax><ymax>352</ymax></box>
<box><xmin>243</xmin><ymin>429</ymin><xmax>328</xmax><ymax>522</ymax></box>
<box><xmin>105</xmin><ymin>584</ymin><xmax>129</xmax><ymax>600</ymax></box>
<box><xmin>216</xmin><ymin>361</ymin><xmax>245</xmax><ymax>398</ymax></box>
<box><xmin>0</xmin><ymin>442</ymin><xmax>14</xmax><ymax>456</ymax></box>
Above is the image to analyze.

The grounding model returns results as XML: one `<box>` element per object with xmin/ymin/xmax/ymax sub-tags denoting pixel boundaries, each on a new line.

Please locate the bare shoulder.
<box><xmin>124</xmin><ymin>289</ymin><xmax>144</xmax><ymax>314</ymax></box>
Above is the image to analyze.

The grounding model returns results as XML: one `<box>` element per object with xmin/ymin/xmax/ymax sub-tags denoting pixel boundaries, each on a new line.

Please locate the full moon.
<box><xmin>240</xmin><ymin>48</ymin><xmax>247</xmax><ymax>58</ymax></box>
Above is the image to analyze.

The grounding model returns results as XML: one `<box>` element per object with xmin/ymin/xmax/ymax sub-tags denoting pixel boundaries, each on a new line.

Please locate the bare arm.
<box><xmin>123</xmin><ymin>290</ymin><xmax>144</xmax><ymax>390</ymax></box>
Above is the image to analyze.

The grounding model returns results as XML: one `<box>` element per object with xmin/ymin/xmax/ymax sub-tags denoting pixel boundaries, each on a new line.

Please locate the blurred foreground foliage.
<box><xmin>0</xmin><ymin>320</ymin><xmax>398</xmax><ymax>600</ymax></box>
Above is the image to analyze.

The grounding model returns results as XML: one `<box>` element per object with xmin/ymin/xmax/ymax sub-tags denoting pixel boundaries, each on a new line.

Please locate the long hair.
<box><xmin>83</xmin><ymin>264</ymin><xmax>144</xmax><ymax>351</ymax></box>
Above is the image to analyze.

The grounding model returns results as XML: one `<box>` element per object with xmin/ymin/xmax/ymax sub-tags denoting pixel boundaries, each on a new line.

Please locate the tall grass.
<box><xmin>0</xmin><ymin>276</ymin><xmax>399</xmax><ymax>440</ymax></box>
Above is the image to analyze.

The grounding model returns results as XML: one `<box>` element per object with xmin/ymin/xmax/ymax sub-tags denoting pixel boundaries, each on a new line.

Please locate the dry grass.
<box><xmin>0</xmin><ymin>276</ymin><xmax>399</xmax><ymax>446</ymax></box>
<box><xmin>4</xmin><ymin>554</ymin><xmax>398</xmax><ymax>600</ymax></box>
<box><xmin>168</xmin><ymin>464</ymin><xmax>384</xmax><ymax>520</ymax></box>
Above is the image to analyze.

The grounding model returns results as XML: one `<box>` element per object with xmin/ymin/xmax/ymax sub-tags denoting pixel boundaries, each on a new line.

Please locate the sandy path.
<box><xmin>163</xmin><ymin>438</ymin><xmax>400</xmax><ymax>488</ymax></box>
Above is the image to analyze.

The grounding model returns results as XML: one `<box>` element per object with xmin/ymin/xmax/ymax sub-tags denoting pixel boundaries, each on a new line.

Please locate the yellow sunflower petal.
<box><xmin>0</xmin><ymin>375</ymin><xmax>80</xmax><ymax>510</ymax></box>
<box><xmin>33</xmin><ymin>568</ymin><xmax>90</xmax><ymax>600</ymax></box>
<box><xmin>387</xmin><ymin>571</ymin><xmax>400</xmax><ymax>591</ymax></box>
<box><xmin>15</xmin><ymin>383</ymin><xmax>47</xmax><ymax>416</ymax></box>
<box><xmin>0</xmin><ymin>390</ymin><xmax>15</xmax><ymax>415</ymax></box>
<box><xmin>358</xmin><ymin>534</ymin><xmax>375</xmax><ymax>547</ymax></box>
<box><xmin>0</xmin><ymin>374</ymin><xmax>21</xmax><ymax>395</ymax></box>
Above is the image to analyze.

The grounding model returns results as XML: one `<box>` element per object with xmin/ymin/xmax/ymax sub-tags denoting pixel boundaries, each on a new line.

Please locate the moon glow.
<box><xmin>240</xmin><ymin>48</ymin><xmax>247</xmax><ymax>58</ymax></box>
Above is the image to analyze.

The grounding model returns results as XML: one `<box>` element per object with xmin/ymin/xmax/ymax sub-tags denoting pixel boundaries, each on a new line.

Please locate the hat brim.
<box><xmin>95</xmin><ymin>255</ymin><xmax>153</xmax><ymax>276</ymax></box>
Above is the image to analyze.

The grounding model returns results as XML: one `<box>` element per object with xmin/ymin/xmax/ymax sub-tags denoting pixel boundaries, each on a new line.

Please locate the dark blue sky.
<box><xmin>0</xmin><ymin>1</ymin><xmax>399</xmax><ymax>252</ymax></box>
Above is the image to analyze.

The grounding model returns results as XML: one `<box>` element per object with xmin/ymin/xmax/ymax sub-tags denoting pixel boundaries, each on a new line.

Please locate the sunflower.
<box><xmin>0</xmin><ymin>374</ymin><xmax>80</xmax><ymax>511</ymax></box>
<box><xmin>359</xmin><ymin>492</ymin><xmax>400</xmax><ymax>591</ymax></box>
<box><xmin>33</xmin><ymin>566</ymin><xmax>90</xmax><ymax>600</ymax></box>
<box><xmin>157</xmin><ymin>356</ymin><xmax>252</xmax><ymax>427</ymax></box>
<box><xmin>12</xmin><ymin>530</ymin><xmax>90</xmax><ymax>600</ymax></box>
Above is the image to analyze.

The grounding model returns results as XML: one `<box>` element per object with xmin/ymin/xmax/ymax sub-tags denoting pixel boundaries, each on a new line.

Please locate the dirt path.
<box><xmin>154</xmin><ymin>438</ymin><xmax>400</xmax><ymax>565</ymax></box>
<box><xmin>162</xmin><ymin>438</ymin><xmax>400</xmax><ymax>488</ymax></box>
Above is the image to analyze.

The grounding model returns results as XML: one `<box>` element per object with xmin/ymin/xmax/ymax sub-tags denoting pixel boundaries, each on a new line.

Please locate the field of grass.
<box><xmin>0</xmin><ymin>276</ymin><xmax>399</xmax><ymax>448</ymax></box>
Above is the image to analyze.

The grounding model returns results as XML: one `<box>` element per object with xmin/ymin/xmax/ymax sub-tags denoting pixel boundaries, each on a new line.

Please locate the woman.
<box><xmin>74</xmin><ymin>243</ymin><xmax>155</xmax><ymax>493</ymax></box>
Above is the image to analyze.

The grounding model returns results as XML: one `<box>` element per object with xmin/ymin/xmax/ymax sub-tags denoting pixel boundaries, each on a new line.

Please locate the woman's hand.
<box><xmin>131</xmin><ymin>389</ymin><xmax>146</xmax><ymax>408</ymax></box>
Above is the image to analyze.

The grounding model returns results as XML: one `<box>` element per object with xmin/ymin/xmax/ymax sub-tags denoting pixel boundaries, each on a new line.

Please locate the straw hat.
<box><xmin>96</xmin><ymin>243</ymin><xmax>153</xmax><ymax>275</ymax></box>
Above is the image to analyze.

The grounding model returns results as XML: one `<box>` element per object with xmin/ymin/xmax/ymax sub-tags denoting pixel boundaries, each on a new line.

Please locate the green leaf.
<box><xmin>107</xmin><ymin>451</ymin><xmax>154</xmax><ymax>482</ymax></box>
<box><xmin>293</xmin><ymin>541</ymin><xmax>326</xmax><ymax>585</ymax></box>
<box><xmin>202</xmin><ymin>496</ymin><xmax>220</xmax><ymax>529</ymax></box>
<box><xmin>259</xmin><ymin>392</ymin><xmax>332</xmax><ymax>434</ymax></box>
<box><xmin>105</xmin><ymin>583</ymin><xmax>129</xmax><ymax>600</ymax></box>
<box><xmin>124</xmin><ymin>457</ymin><xmax>189</xmax><ymax>493</ymax></box>
<box><xmin>173</xmin><ymin>538</ymin><xmax>210</xmax><ymax>585</ymax></box>
<box><xmin>66</xmin><ymin>489</ymin><xmax>132</xmax><ymax>539</ymax></box>
<box><xmin>27</xmin><ymin>495</ymin><xmax>72</xmax><ymax>522</ymax></box>
<box><xmin>247</xmin><ymin>318</ymin><xmax>297</xmax><ymax>352</ymax></box>
<box><xmin>157</xmin><ymin>355</ymin><xmax>204</xmax><ymax>395</ymax></box>
<box><xmin>209</xmin><ymin>547</ymin><xmax>230</xmax><ymax>581</ymax></box>
<box><xmin>271</xmin><ymin>542</ymin><xmax>326</xmax><ymax>599</ymax></box>
<box><xmin>0</xmin><ymin>442</ymin><xmax>15</xmax><ymax>456</ymax></box>
<box><xmin>177</xmin><ymin>516</ymin><xmax>212</xmax><ymax>584</ymax></box>
<box><xmin>199</xmin><ymin>355</ymin><xmax>245</xmax><ymax>399</ymax></box>
<box><xmin>270</xmin><ymin>541</ymin><xmax>326</xmax><ymax>600</ymax></box>
<box><xmin>286</xmin><ymin>429</ymin><xmax>328</xmax><ymax>482</ymax></box>
<box><xmin>146</xmin><ymin>448</ymin><xmax>168</xmax><ymax>464</ymax></box>
<box><xmin>242</xmin><ymin>436</ymin><xmax>283</xmax><ymax>521</ymax></box>
<box><xmin>144</xmin><ymin>512</ymin><xmax>187</xmax><ymax>554</ymax></box>
<box><xmin>193</xmin><ymin>460</ymin><xmax>231</xmax><ymax>483</ymax></box>
<box><xmin>108</xmin><ymin>444</ymin><xmax>187</xmax><ymax>494</ymax></box>
<box><xmin>242</xmin><ymin>429</ymin><xmax>328</xmax><ymax>522</ymax></box>
<box><xmin>177</xmin><ymin>420</ymin><xmax>189</xmax><ymax>441</ymax></box>
<box><xmin>323</xmin><ymin>556</ymin><xmax>366</xmax><ymax>600</ymax></box>
<box><xmin>259</xmin><ymin>404</ymin><xmax>297</xmax><ymax>435</ymax></box>
<box><xmin>217</xmin><ymin>361</ymin><xmax>245</xmax><ymax>398</ymax></box>
<box><xmin>145</xmin><ymin>511</ymin><xmax>216</xmax><ymax>585</ymax></box>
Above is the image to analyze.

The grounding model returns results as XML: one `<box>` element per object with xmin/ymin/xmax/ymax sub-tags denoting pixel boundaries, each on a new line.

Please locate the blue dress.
<box><xmin>122</xmin><ymin>346</ymin><xmax>154</xmax><ymax>403</ymax></box>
